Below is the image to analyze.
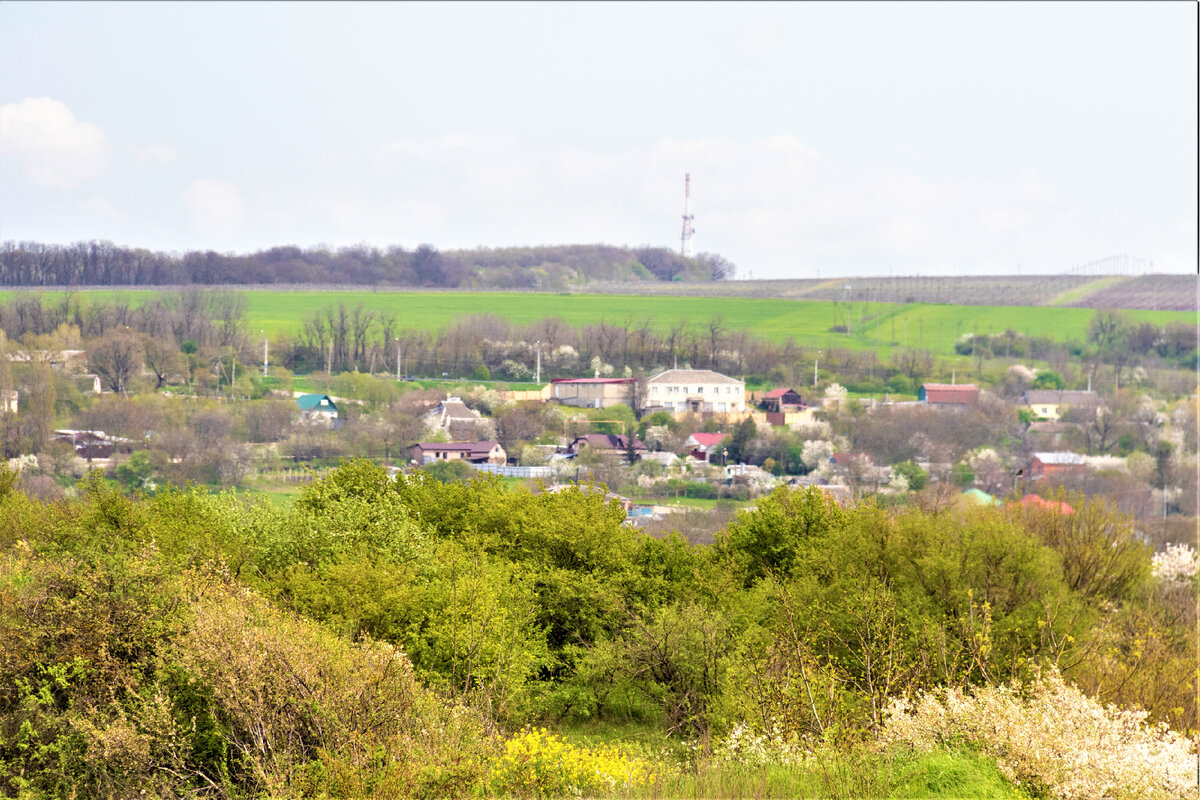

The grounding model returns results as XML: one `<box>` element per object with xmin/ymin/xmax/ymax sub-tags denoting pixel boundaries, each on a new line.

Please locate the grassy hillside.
<box><xmin>5</xmin><ymin>288</ymin><xmax>1190</xmax><ymax>360</ymax></box>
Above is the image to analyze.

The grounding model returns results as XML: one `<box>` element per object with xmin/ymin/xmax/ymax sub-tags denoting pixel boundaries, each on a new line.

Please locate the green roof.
<box><xmin>296</xmin><ymin>393</ymin><xmax>336</xmax><ymax>411</ymax></box>
<box><xmin>961</xmin><ymin>488</ymin><xmax>999</xmax><ymax>506</ymax></box>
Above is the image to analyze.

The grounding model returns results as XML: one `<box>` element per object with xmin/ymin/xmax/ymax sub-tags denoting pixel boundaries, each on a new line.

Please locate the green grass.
<box><xmin>622</xmin><ymin>747</ymin><xmax>1030</xmax><ymax>799</ymax></box>
<box><xmin>637</xmin><ymin>497</ymin><xmax>751</xmax><ymax>511</ymax></box>
<box><xmin>235</xmin><ymin>480</ymin><xmax>306</xmax><ymax>508</ymax></box>
<box><xmin>4</xmin><ymin>288</ymin><xmax>1192</xmax><ymax>360</ymax></box>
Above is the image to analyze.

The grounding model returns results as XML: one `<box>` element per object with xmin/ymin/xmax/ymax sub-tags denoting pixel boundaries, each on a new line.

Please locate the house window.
<box><xmin>698</xmin><ymin>386</ymin><xmax>704</xmax><ymax>394</ymax></box>
<box><xmin>717</xmin><ymin>402</ymin><xmax>727</xmax><ymax>412</ymax></box>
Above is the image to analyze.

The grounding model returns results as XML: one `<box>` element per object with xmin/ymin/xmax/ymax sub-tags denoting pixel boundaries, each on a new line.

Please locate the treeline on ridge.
<box><xmin>0</xmin><ymin>240</ymin><xmax>735</xmax><ymax>288</ymax></box>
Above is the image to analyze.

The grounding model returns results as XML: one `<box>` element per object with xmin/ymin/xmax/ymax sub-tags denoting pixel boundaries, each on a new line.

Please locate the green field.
<box><xmin>4</xmin><ymin>288</ymin><xmax>1192</xmax><ymax>358</ymax></box>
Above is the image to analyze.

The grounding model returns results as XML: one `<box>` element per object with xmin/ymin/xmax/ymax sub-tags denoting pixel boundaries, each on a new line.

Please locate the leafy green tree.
<box><xmin>423</xmin><ymin>459</ymin><xmax>475</xmax><ymax>483</ymax></box>
<box><xmin>1032</xmin><ymin>371</ymin><xmax>1065</xmax><ymax>390</ymax></box>
<box><xmin>725</xmin><ymin>417</ymin><xmax>757</xmax><ymax>464</ymax></box>
<box><xmin>892</xmin><ymin>460</ymin><xmax>929</xmax><ymax>491</ymax></box>
<box><xmin>950</xmin><ymin>462</ymin><xmax>975</xmax><ymax>488</ymax></box>
<box><xmin>114</xmin><ymin>449</ymin><xmax>156</xmax><ymax>492</ymax></box>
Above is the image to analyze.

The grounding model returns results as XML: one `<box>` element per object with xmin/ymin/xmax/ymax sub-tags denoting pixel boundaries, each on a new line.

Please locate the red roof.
<box><xmin>922</xmin><ymin>383</ymin><xmax>979</xmax><ymax>404</ymax></box>
<box><xmin>763</xmin><ymin>388</ymin><xmax>791</xmax><ymax>398</ymax></box>
<box><xmin>689</xmin><ymin>432</ymin><xmax>727</xmax><ymax>447</ymax></box>
<box><xmin>1019</xmin><ymin>494</ymin><xmax>1075</xmax><ymax>514</ymax></box>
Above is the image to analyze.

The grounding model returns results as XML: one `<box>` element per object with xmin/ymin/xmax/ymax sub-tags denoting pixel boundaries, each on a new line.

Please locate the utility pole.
<box><xmin>814</xmin><ymin>351</ymin><xmax>820</xmax><ymax>387</ymax></box>
<box><xmin>680</xmin><ymin>173</ymin><xmax>695</xmax><ymax>257</ymax></box>
<box><xmin>396</xmin><ymin>338</ymin><xmax>401</xmax><ymax>381</ymax></box>
<box><xmin>535</xmin><ymin>341</ymin><xmax>541</xmax><ymax>384</ymax></box>
<box><xmin>262</xmin><ymin>331</ymin><xmax>268</xmax><ymax>378</ymax></box>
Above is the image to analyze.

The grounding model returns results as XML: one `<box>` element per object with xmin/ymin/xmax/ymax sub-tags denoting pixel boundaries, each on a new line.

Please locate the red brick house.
<box><xmin>1028</xmin><ymin>452</ymin><xmax>1086</xmax><ymax>481</ymax></box>
<box><xmin>918</xmin><ymin>383</ymin><xmax>979</xmax><ymax>406</ymax></box>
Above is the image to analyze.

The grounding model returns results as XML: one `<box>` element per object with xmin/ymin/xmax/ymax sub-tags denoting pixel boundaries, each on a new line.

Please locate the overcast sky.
<box><xmin>1</xmin><ymin>1</ymin><xmax>1196</xmax><ymax>278</ymax></box>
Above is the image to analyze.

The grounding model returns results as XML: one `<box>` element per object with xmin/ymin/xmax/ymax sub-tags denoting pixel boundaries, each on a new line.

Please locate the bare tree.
<box><xmin>88</xmin><ymin>329</ymin><xmax>143</xmax><ymax>394</ymax></box>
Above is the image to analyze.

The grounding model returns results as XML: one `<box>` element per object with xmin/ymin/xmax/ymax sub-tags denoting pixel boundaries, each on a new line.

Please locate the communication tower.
<box><xmin>680</xmin><ymin>173</ymin><xmax>695</xmax><ymax>257</ymax></box>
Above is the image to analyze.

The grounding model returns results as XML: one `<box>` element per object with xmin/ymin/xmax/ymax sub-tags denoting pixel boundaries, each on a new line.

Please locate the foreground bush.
<box><xmin>883</xmin><ymin>669</ymin><xmax>1194</xmax><ymax>799</ymax></box>
<box><xmin>178</xmin><ymin>579</ymin><xmax>493</xmax><ymax>798</ymax></box>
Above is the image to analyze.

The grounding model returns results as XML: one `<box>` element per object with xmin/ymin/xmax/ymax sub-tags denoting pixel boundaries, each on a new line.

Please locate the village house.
<box><xmin>646</xmin><ymin>369</ymin><xmax>745</xmax><ymax>415</ymax></box>
<box><xmin>409</xmin><ymin>440</ymin><xmax>506</xmax><ymax>465</ymax></box>
<box><xmin>4</xmin><ymin>349</ymin><xmax>89</xmax><ymax>372</ymax></box>
<box><xmin>423</xmin><ymin>396</ymin><xmax>486</xmax><ymax>440</ymax></box>
<box><xmin>567</xmin><ymin>433</ymin><xmax>646</xmax><ymax>460</ymax></box>
<box><xmin>1</xmin><ymin>389</ymin><xmax>16</xmax><ymax>414</ymax></box>
<box><xmin>684</xmin><ymin>431</ymin><xmax>728</xmax><ymax>463</ymax></box>
<box><xmin>550</xmin><ymin>377</ymin><xmax>634</xmax><ymax>409</ymax></box>
<box><xmin>1022</xmin><ymin>390</ymin><xmax>1098</xmax><ymax>421</ymax></box>
<box><xmin>918</xmin><ymin>383</ymin><xmax>979</xmax><ymax>406</ymax></box>
<box><xmin>52</xmin><ymin>429</ymin><xmax>131</xmax><ymax>462</ymax></box>
<box><xmin>1028</xmin><ymin>451</ymin><xmax>1087</xmax><ymax>481</ymax></box>
<box><xmin>295</xmin><ymin>393</ymin><xmax>340</xmax><ymax>427</ymax></box>
<box><xmin>759</xmin><ymin>387</ymin><xmax>816</xmax><ymax>427</ymax></box>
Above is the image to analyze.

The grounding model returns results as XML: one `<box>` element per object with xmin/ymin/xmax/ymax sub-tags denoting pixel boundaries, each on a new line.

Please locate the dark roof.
<box><xmin>571</xmin><ymin>433</ymin><xmax>646</xmax><ymax>450</ymax></box>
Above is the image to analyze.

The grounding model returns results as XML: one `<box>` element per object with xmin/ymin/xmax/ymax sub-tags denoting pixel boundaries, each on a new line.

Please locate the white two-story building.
<box><xmin>646</xmin><ymin>369</ymin><xmax>745</xmax><ymax>415</ymax></box>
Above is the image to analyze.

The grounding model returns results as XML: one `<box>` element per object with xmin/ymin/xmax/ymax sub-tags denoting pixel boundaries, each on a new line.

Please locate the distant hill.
<box><xmin>0</xmin><ymin>241</ymin><xmax>732</xmax><ymax>289</ymax></box>
<box><xmin>2</xmin><ymin>240</ymin><xmax>1191</xmax><ymax>310</ymax></box>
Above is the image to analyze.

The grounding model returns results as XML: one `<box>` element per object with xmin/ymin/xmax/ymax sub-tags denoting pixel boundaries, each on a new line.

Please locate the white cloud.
<box><xmin>81</xmin><ymin>194</ymin><xmax>128</xmax><ymax>224</ymax></box>
<box><xmin>134</xmin><ymin>143</ymin><xmax>178</xmax><ymax>165</ymax></box>
<box><xmin>0</xmin><ymin>97</ymin><xmax>110</xmax><ymax>187</ymax></box>
<box><xmin>184</xmin><ymin>179</ymin><xmax>246</xmax><ymax>238</ymax></box>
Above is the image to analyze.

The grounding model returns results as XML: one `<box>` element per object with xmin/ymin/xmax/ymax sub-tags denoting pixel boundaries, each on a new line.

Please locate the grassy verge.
<box><xmin>629</xmin><ymin>747</ymin><xmax>1030</xmax><ymax>799</ymax></box>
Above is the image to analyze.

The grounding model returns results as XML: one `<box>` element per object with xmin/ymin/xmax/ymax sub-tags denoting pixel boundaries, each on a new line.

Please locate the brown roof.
<box><xmin>570</xmin><ymin>434</ymin><xmax>646</xmax><ymax>451</ymax></box>
<box><xmin>922</xmin><ymin>383</ymin><xmax>979</xmax><ymax>404</ymax></box>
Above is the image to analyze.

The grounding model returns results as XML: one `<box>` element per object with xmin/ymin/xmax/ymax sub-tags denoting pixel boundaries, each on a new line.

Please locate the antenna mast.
<box><xmin>680</xmin><ymin>172</ymin><xmax>695</xmax><ymax>257</ymax></box>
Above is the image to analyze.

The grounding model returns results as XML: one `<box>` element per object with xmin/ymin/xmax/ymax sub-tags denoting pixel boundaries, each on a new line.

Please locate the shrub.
<box><xmin>883</xmin><ymin>669</ymin><xmax>1194</xmax><ymax>799</ymax></box>
<box><xmin>487</xmin><ymin>727</ymin><xmax>654</xmax><ymax>799</ymax></box>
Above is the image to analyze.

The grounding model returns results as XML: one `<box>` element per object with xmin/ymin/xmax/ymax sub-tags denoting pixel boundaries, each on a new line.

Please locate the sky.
<box><xmin>1</xmin><ymin>1</ymin><xmax>1196</xmax><ymax>279</ymax></box>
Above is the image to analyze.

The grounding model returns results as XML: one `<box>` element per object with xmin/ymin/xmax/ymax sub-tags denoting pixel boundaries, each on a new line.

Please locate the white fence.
<box><xmin>470</xmin><ymin>463</ymin><xmax>560</xmax><ymax>479</ymax></box>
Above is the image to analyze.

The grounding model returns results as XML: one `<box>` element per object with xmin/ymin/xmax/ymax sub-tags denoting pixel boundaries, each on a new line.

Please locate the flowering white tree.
<box><xmin>883</xmin><ymin>669</ymin><xmax>1194</xmax><ymax>799</ymax></box>
<box><xmin>1151</xmin><ymin>543</ymin><xmax>1198</xmax><ymax>583</ymax></box>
